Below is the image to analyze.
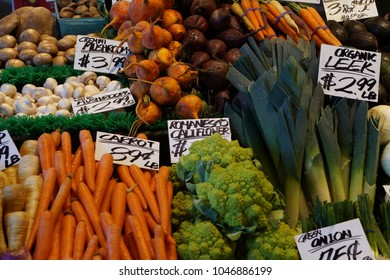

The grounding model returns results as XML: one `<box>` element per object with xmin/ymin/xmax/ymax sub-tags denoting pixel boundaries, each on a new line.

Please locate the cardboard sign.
<box><xmin>323</xmin><ymin>0</ymin><xmax>378</xmax><ymax>22</ymax></box>
<box><xmin>0</xmin><ymin>130</ymin><xmax>21</xmax><ymax>171</ymax></box>
<box><xmin>383</xmin><ymin>185</ymin><xmax>390</xmax><ymax>203</ymax></box>
<box><xmin>95</xmin><ymin>131</ymin><xmax>160</xmax><ymax>170</ymax></box>
<box><xmin>318</xmin><ymin>44</ymin><xmax>381</xmax><ymax>102</ymax></box>
<box><xmin>72</xmin><ymin>87</ymin><xmax>135</xmax><ymax>115</ymax></box>
<box><xmin>74</xmin><ymin>35</ymin><xmax>131</xmax><ymax>74</ymax></box>
<box><xmin>295</xmin><ymin>218</ymin><xmax>375</xmax><ymax>260</ymax></box>
<box><xmin>167</xmin><ymin>118</ymin><xmax>231</xmax><ymax>164</ymax></box>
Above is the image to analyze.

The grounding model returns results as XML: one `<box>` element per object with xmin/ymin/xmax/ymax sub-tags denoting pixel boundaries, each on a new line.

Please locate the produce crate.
<box><xmin>54</xmin><ymin>0</ymin><xmax>108</xmax><ymax>37</ymax></box>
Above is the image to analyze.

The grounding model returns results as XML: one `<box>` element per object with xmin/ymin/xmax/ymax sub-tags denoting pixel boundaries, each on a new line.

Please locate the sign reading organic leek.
<box><xmin>323</xmin><ymin>0</ymin><xmax>378</xmax><ymax>22</ymax></box>
<box><xmin>167</xmin><ymin>118</ymin><xmax>231</xmax><ymax>164</ymax></box>
<box><xmin>294</xmin><ymin>218</ymin><xmax>374</xmax><ymax>260</ymax></box>
<box><xmin>71</xmin><ymin>87</ymin><xmax>135</xmax><ymax>115</ymax></box>
<box><xmin>0</xmin><ymin>130</ymin><xmax>21</xmax><ymax>170</ymax></box>
<box><xmin>74</xmin><ymin>35</ymin><xmax>131</xmax><ymax>74</ymax></box>
<box><xmin>318</xmin><ymin>44</ymin><xmax>381</xmax><ymax>102</ymax></box>
<box><xmin>95</xmin><ymin>131</ymin><xmax>160</xmax><ymax>170</ymax></box>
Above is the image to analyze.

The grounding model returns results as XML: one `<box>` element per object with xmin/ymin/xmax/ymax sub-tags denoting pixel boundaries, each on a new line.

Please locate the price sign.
<box><xmin>74</xmin><ymin>35</ymin><xmax>131</xmax><ymax>74</ymax></box>
<box><xmin>167</xmin><ymin>118</ymin><xmax>231</xmax><ymax>164</ymax></box>
<box><xmin>383</xmin><ymin>185</ymin><xmax>390</xmax><ymax>202</ymax></box>
<box><xmin>323</xmin><ymin>0</ymin><xmax>378</xmax><ymax>22</ymax></box>
<box><xmin>0</xmin><ymin>130</ymin><xmax>21</xmax><ymax>170</ymax></box>
<box><xmin>72</xmin><ymin>87</ymin><xmax>135</xmax><ymax>115</ymax></box>
<box><xmin>318</xmin><ymin>44</ymin><xmax>381</xmax><ymax>102</ymax></box>
<box><xmin>295</xmin><ymin>218</ymin><xmax>375</xmax><ymax>260</ymax></box>
<box><xmin>280</xmin><ymin>0</ymin><xmax>320</xmax><ymax>4</ymax></box>
<box><xmin>95</xmin><ymin>131</ymin><xmax>160</xmax><ymax>170</ymax></box>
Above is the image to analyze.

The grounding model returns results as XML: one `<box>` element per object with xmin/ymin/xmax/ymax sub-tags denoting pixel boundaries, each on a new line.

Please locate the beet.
<box><xmin>199</xmin><ymin>59</ymin><xmax>230</xmax><ymax>91</ymax></box>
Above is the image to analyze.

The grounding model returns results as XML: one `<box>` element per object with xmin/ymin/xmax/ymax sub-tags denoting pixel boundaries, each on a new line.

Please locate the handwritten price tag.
<box><xmin>323</xmin><ymin>0</ymin><xmax>378</xmax><ymax>21</ymax></box>
<box><xmin>95</xmin><ymin>131</ymin><xmax>160</xmax><ymax>170</ymax></box>
<box><xmin>318</xmin><ymin>44</ymin><xmax>381</xmax><ymax>102</ymax></box>
<box><xmin>167</xmin><ymin>118</ymin><xmax>231</xmax><ymax>164</ymax></box>
<box><xmin>74</xmin><ymin>35</ymin><xmax>131</xmax><ymax>74</ymax></box>
<box><xmin>0</xmin><ymin>130</ymin><xmax>21</xmax><ymax>171</ymax></box>
<box><xmin>295</xmin><ymin>218</ymin><xmax>374</xmax><ymax>260</ymax></box>
<box><xmin>72</xmin><ymin>87</ymin><xmax>135</xmax><ymax>115</ymax></box>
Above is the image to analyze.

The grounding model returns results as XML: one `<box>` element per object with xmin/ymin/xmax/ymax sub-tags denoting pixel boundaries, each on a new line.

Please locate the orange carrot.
<box><xmin>128</xmin><ymin>214</ymin><xmax>152</xmax><ymax>260</ymax></box>
<box><xmin>129</xmin><ymin>164</ymin><xmax>161</xmax><ymax>223</ymax></box>
<box><xmin>60</xmin><ymin>131</ymin><xmax>73</xmax><ymax>174</ymax></box>
<box><xmin>136</xmin><ymin>132</ymin><xmax>148</xmax><ymax>139</ymax></box>
<box><xmin>106</xmin><ymin>223</ymin><xmax>121</xmax><ymax>260</ymax></box>
<box><xmin>73</xmin><ymin>165</ymin><xmax>85</xmax><ymax>193</ymax></box>
<box><xmin>117</xmin><ymin>165</ymin><xmax>148</xmax><ymax>209</ymax></box>
<box><xmin>32</xmin><ymin>210</ymin><xmax>54</xmax><ymax>260</ymax></box>
<box><xmin>51</xmin><ymin>130</ymin><xmax>61</xmax><ymax>150</ymax></box>
<box><xmin>120</xmin><ymin>235</ymin><xmax>132</xmax><ymax>260</ymax></box>
<box><xmin>60</xmin><ymin>212</ymin><xmax>76</xmax><ymax>260</ymax></box>
<box><xmin>154</xmin><ymin>173</ymin><xmax>170</xmax><ymax>235</ymax></box>
<box><xmin>93</xmin><ymin>153</ymin><xmax>114</xmax><ymax>209</ymax></box>
<box><xmin>165</xmin><ymin>234</ymin><xmax>177</xmax><ymax>260</ymax></box>
<box><xmin>153</xmin><ymin>224</ymin><xmax>167</xmax><ymax>260</ymax></box>
<box><xmin>93</xmin><ymin>253</ymin><xmax>103</xmax><ymax>260</ymax></box>
<box><xmin>166</xmin><ymin>181</ymin><xmax>173</xmax><ymax>236</ymax></box>
<box><xmin>143</xmin><ymin>210</ymin><xmax>158</xmax><ymax>233</ymax></box>
<box><xmin>70</xmin><ymin>199</ymin><xmax>95</xmax><ymax>242</ymax></box>
<box><xmin>48</xmin><ymin>212</ymin><xmax>63</xmax><ymax>260</ymax></box>
<box><xmin>100</xmin><ymin>179</ymin><xmax>117</xmax><ymax>213</ymax></box>
<box><xmin>123</xmin><ymin>210</ymin><xmax>140</xmax><ymax>260</ymax></box>
<box><xmin>54</xmin><ymin>150</ymin><xmax>71</xmax><ymax>211</ymax></box>
<box><xmin>77</xmin><ymin>181</ymin><xmax>107</xmax><ymax>248</ymax></box>
<box><xmin>26</xmin><ymin>167</ymin><xmax>57</xmax><ymax>251</ymax></box>
<box><xmin>260</xmin><ymin>8</ymin><xmax>277</xmax><ymax>39</ymax></box>
<box><xmin>110</xmin><ymin>182</ymin><xmax>127</xmax><ymax>232</ymax></box>
<box><xmin>241</xmin><ymin>0</ymin><xmax>265</xmax><ymax>40</ymax></box>
<box><xmin>263</xmin><ymin>4</ymin><xmax>299</xmax><ymax>42</ymax></box>
<box><xmin>49</xmin><ymin>173</ymin><xmax>73</xmax><ymax>223</ymax></box>
<box><xmin>37</xmin><ymin>133</ymin><xmax>55</xmax><ymax>178</ymax></box>
<box><xmin>73</xmin><ymin>220</ymin><xmax>87</xmax><ymax>260</ymax></box>
<box><xmin>71</xmin><ymin>146</ymin><xmax>83</xmax><ymax>174</ymax></box>
<box><xmin>82</xmin><ymin>235</ymin><xmax>99</xmax><ymax>260</ymax></box>
<box><xmin>79</xmin><ymin>130</ymin><xmax>96</xmax><ymax>192</ymax></box>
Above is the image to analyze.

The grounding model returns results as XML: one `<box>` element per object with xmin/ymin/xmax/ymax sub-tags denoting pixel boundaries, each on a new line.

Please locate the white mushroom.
<box><xmin>0</xmin><ymin>83</ymin><xmax>17</xmax><ymax>97</ymax></box>
<box><xmin>0</xmin><ymin>92</ymin><xmax>6</xmax><ymax>104</ymax></box>
<box><xmin>43</xmin><ymin>77</ymin><xmax>58</xmax><ymax>91</ymax></box>
<box><xmin>37</xmin><ymin>95</ymin><xmax>53</xmax><ymax>106</ymax></box>
<box><xmin>14</xmin><ymin>92</ymin><xmax>23</xmax><ymax>99</ymax></box>
<box><xmin>50</xmin><ymin>94</ymin><xmax>62</xmax><ymax>103</ymax></box>
<box><xmin>96</xmin><ymin>75</ymin><xmax>111</xmax><ymax>90</ymax></box>
<box><xmin>36</xmin><ymin>105</ymin><xmax>47</xmax><ymax>115</ymax></box>
<box><xmin>43</xmin><ymin>103</ymin><xmax>57</xmax><ymax>115</ymax></box>
<box><xmin>32</xmin><ymin>87</ymin><xmax>52</xmax><ymax>101</ymax></box>
<box><xmin>57</xmin><ymin>98</ymin><xmax>72</xmax><ymax>111</ymax></box>
<box><xmin>65</xmin><ymin>76</ymin><xmax>78</xmax><ymax>84</ymax></box>
<box><xmin>4</xmin><ymin>96</ymin><xmax>14</xmax><ymax>106</ymax></box>
<box><xmin>15</xmin><ymin>112</ymin><xmax>28</xmax><ymax>117</ymax></box>
<box><xmin>84</xmin><ymin>84</ymin><xmax>100</xmax><ymax>96</ymax></box>
<box><xmin>81</xmin><ymin>71</ymin><xmax>98</xmax><ymax>85</ymax></box>
<box><xmin>73</xmin><ymin>86</ymin><xmax>85</xmax><ymax>99</ymax></box>
<box><xmin>0</xmin><ymin>103</ymin><xmax>14</xmax><ymax>117</ymax></box>
<box><xmin>54</xmin><ymin>83</ymin><xmax>74</xmax><ymax>98</ymax></box>
<box><xmin>13</xmin><ymin>96</ymin><xmax>37</xmax><ymax>115</ymax></box>
<box><xmin>104</xmin><ymin>80</ymin><xmax>123</xmax><ymax>92</ymax></box>
<box><xmin>55</xmin><ymin>109</ymin><xmax>71</xmax><ymax>117</ymax></box>
<box><xmin>21</xmin><ymin>84</ymin><xmax>37</xmax><ymax>96</ymax></box>
<box><xmin>70</xmin><ymin>81</ymin><xmax>85</xmax><ymax>89</ymax></box>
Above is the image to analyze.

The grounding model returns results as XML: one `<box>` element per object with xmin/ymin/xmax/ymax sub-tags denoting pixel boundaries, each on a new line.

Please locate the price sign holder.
<box><xmin>167</xmin><ymin>118</ymin><xmax>231</xmax><ymax>164</ymax></box>
<box><xmin>74</xmin><ymin>35</ymin><xmax>131</xmax><ymax>74</ymax></box>
<box><xmin>295</xmin><ymin>218</ymin><xmax>375</xmax><ymax>260</ymax></box>
<box><xmin>0</xmin><ymin>130</ymin><xmax>21</xmax><ymax>171</ymax></box>
<box><xmin>95</xmin><ymin>131</ymin><xmax>160</xmax><ymax>171</ymax></box>
<box><xmin>323</xmin><ymin>0</ymin><xmax>378</xmax><ymax>22</ymax></box>
<box><xmin>318</xmin><ymin>44</ymin><xmax>381</xmax><ymax>102</ymax></box>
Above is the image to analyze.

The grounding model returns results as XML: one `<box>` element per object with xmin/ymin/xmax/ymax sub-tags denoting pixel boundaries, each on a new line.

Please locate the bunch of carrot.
<box><xmin>25</xmin><ymin>129</ymin><xmax>176</xmax><ymax>260</ymax></box>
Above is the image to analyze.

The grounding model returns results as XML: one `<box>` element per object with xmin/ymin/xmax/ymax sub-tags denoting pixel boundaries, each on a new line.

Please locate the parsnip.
<box><xmin>19</xmin><ymin>139</ymin><xmax>38</xmax><ymax>156</ymax></box>
<box><xmin>23</xmin><ymin>175</ymin><xmax>43</xmax><ymax>245</ymax></box>
<box><xmin>4</xmin><ymin>165</ymin><xmax>18</xmax><ymax>185</ymax></box>
<box><xmin>2</xmin><ymin>183</ymin><xmax>26</xmax><ymax>214</ymax></box>
<box><xmin>0</xmin><ymin>193</ymin><xmax>7</xmax><ymax>255</ymax></box>
<box><xmin>5</xmin><ymin>211</ymin><xmax>29</xmax><ymax>252</ymax></box>
<box><xmin>0</xmin><ymin>170</ymin><xmax>10</xmax><ymax>191</ymax></box>
<box><xmin>17</xmin><ymin>154</ymin><xmax>41</xmax><ymax>184</ymax></box>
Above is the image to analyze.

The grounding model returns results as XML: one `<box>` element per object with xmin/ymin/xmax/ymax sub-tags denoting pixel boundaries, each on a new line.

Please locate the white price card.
<box><xmin>318</xmin><ymin>44</ymin><xmax>381</xmax><ymax>102</ymax></box>
<box><xmin>323</xmin><ymin>0</ymin><xmax>378</xmax><ymax>22</ymax></box>
<box><xmin>295</xmin><ymin>218</ymin><xmax>375</xmax><ymax>260</ymax></box>
<box><xmin>95</xmin><ymin>131</ymin><xmax>160</xmax><ymax>170</ymax></box>
<box><xmin>74</xmin><ymin>35</ymin><xmax>131</xmax><ymax>74</ymax></box>
<box><xmin>383</xmin><ymin>185</ymin><xmax>390</xmax><ymax>202</ymax></box>
<box><xmin>280</xmin><ymin>0</ymin><xmax>320</xmax><ymax>4</ymax></box>
<box><xmin>167</xmin><ymin>118</ymin><xmax>231</xmax><ymax>164</ymax></box>
<box><xmin>72</xmin><ymin>87</ymin><xmax>135</xmax><ymax>115</ymax></box>
<box><xmin>0</xmin><ymin>130</ymin><xmax>21</xmax><ymax>170</ymax></box>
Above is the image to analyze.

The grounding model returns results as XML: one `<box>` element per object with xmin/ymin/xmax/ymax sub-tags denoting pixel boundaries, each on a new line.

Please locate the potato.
<box><xmin>0</xmin><ymin>35</ymin><xmax>17</xmax><ymax>49</ymax></box>
<box><xmin>40</xmin><ymin>35</ymin><xmax>58</xmax><ymax>45</ymax></box>
<box><xmin>5</xmin><ymin>59</ymin><xmax>25</xmax><ymax>68</ymax></box>
<box><xmin>53</xmin><ymin>55</ymin><xmax>68</xmax><ymax>66</ymax></box>
<box><xmin>57</xmin><ymin>38</ymin><xmax>75</xmax><ymax>51</ymax></box>
<box><xmin>0</xmin><ymin>48</ymin><xmax>18</xmax><ymax>63</ymax></box>
<box><xmin>63</xmin><ymin>35</ymin><xmax>77</xmax><ymax>45</ymax></box>
<box><xmin>37</xmin><ymin>42</ymin><xmax>58</xmax><ymax>57</ymax></box>
<box><xmin>0</xmin><ymin>13</ymin><xmax>20</xmax><ymax>36</ymax></box>
<box><xmin>17</xmin><ymin>41</ymin><xmax>38</xmax><ymax>52</ymax></box>
<box><xmin>18</xmin><ymin>28</ymin><xmax>41</xmax><ymax>44</ymax></box>
<box><xmin>18</xmin><ymin>49</ymin><xmax>38</xmax><ymax>62</ymax></box>
<box><xmin>32</xmin><ymin>53</ymin><xmax>53</xmax><ymax>66</ymax></box>
<box><xmin>15</xmin><ymin>7</ymin><xmax>59</xmax><ymax>38</ymax></box>
<box><xmin>65</xmin><ymin>48</ymin><xmax>75</xmax><ymax>64</ymax></box>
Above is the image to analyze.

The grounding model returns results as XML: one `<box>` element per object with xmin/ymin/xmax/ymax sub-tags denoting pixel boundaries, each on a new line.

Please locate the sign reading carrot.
<box><xmin>318</xmin><ymin>44</ymin><xmax>381</xmax><ymax>102</ymax></box>
<box><xmin>0</xmin><ymin>130</ymin><xmax>21</xmax><ymax>171</ymax></box>
<box><xmin>323</xmin><ymin>0</ymin><xmax>378</xmax><ymax>22</ymax></box>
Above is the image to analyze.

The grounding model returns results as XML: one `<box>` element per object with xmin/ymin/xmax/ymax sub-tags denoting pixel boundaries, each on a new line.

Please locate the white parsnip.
<box><xmin>17</xmin><ymin>154</ymin><xmax>41</xmax><ymax>184</ymax></box>
<box><xmin>2</xmin><ymin>183</ymin><xmax>26</xmax><ymax>214</ymax></box>
<box><xmin>19</xmin><ymin>139</ymin><xmax>38</xmax><ymax>156</ymax></box>
<box><xmin>0</xmin><ymin>193</ymin><xmax>7</xmax><ymax>255</ymax></box>
<box><xmin>4</xmin><ymin>165</ymin><xmax>18</xmax><ymax>185</ymax></box>
<box><xmin>5</xmin><ymin>211</ymin><xmax>29</xmax><ymax>252</ymax></box>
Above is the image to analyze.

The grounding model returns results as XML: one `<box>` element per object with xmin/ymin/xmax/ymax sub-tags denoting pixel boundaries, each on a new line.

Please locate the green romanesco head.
<box><xmin>195</xmin><ymin>160</ymin><xmax>274</xmax><ymax>230</ymax></box>
<box><xmin>245</xmin><ymin>221</ymin><xmax>300</xmax><ymax>260</ymax></box>
<box><xmin>173</xmin><ymin>220</ymin><xmax>234</xmax><ymax>260</ymax></box>
<box><xmin>171</xmin><ymin>191</ymin><xmax>201</xmax><ymax>230</ymax></box>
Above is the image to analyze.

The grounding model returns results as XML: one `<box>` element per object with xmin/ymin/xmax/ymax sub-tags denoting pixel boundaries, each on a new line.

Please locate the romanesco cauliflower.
<box><xmin>173</xmin><ymin>220</ymin><xmax>234</xmax><ymax>260</ymax></box>
<box><xmin>245</xmin><ymin>221</ymin><xmax>300</xmax><ymax>260</ymax></box>
<box><xmin>171</xmin><ymin>191</ymin><xmax>201</xmax><ymax>230</ymax></box>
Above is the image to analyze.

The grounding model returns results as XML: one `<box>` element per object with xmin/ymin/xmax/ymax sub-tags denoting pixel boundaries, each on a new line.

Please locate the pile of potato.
<box><xmin>57</xmin><ymin>0</ymin><xmax>104</xmax><ymax>19</ymax></box>
<box><xmin>0</xmin><ymin>30</ymin><xmax>76</xmax><ymax>68</ymax></box>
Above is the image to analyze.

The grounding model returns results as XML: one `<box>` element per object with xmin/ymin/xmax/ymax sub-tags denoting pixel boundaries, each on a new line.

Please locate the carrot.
<box><xmin>71</xmin><ymin>146</ymin><xmax>83</xmax><ymax>174</ymax></box>
<box><xmin>240</xmin><ymin>0</ymin><xmax>265</xmax><ymax>40</ymax></box>
<box><xmin>123</xmin><ymin>211</ymin><xmax>140</xmax><ymax>260</ymax></box>
<box><xmin>93</xmin><ymin>253</ymin><xmax>103</xmax><ymax>260</ymax></box>
<box><xmin>100</xmin><ymin>179</ymin><xmax>117</xmax><ymax>213</ymax></box>
<box><xmin>143</xmin><ymin>169</ymin><xmax>154</xmax><ymax>192</ymax></box>
<box><xmin>153</xmin><ymin>224</ymin><xmax>167</xmax><ymax>260</ymax></box>
<box><xmin>59</xmin><ymin>212</ymin><xmax>76</xmax><ymax>260</ymax></box>
<box><xmin>37</xmin><ymin>133</ymin><xmax>55</xmax><ymax>178</ymax></box>
<box><xmin>32</xmin><ymin>210</ymin><xmax>53</xmax><ymax>260</ymax></box>
<box><xmin>79</xmin><ymin>130</ymin><xmax>96</xmax><ymax>192</ymax></box>
<box><xmin>231</xmin><ymin>3</ymin><xmax>256</xmax><ymax>34</ymax></box>
<box><xmin>117</xmin><ymin>165</ymin><xmax>148</xmax><ymax>209</ymax></box>
<box><xmin>283</xmin><ymin>5</ymin><xmax>312</xmax><ymax>40</ymax></box>
<box><xmin>154</xmin><ymin>173</ymin><xmax>170</xmax><ymax>235</ymax></box>
<box><xmin>73</xmin><ymin>165</ymin><xmax>85</xmax><ymax>193</ymax></box>
<box><xmin>51</xmin><ymin>130</ymin><xmax>62</xmax><ymax>150</ymax></box>
<box><xmin>120</xmin><ymin>235</ymin><xmax>132</xmax><ymax>260</ymax></box>
<box><xmin>135</xmin><ymin>132</ymin><xmax>148</xmax><ymax>139</ymax></box>
<box><xmin>267</xmin><ymin>0</ymin><xmax>299</xmax><ymax>34</ymax></box>
<box><xmin>128</xmin><ymin>214</ymin><xmax>152</xmax><ymax>260</ymax></box>
<box><xmin>60</xmin><ymin>131</ymin><xmax>73</xmax><ymax>174</ymax></box>
<box><xmin>110</xmin><ymin>182</ymin><xmax>127</xmax><ymax>232</ymax></box>
<box><xmin>49</xmin><ymin>173</ymin><xmax>73</xmax><ymax>223</ymax></box>
<box><xmin>77</xmin><ymin>181</ymin><xmax>107</xmax><ymax>248</ymax></box>
<box><xmin>126</xmin><ymin>191</ymin><xmax>154</xmax><ymax>258</ymax></box>
<box><xmin>82</xmin><ymin>234</ymin><xmax>99</xmax><ymax>260</ymax></box>
<box><xmin>143</xmin><ymin>210</ymin><xmax>158</xmax><ymax>233</ymax></box>
<box><xmin>94</xmin><ymin>153</ymin><xmax>114</xmax><ymax>209</ymax></box>
<box><xmin>105</xmin><ymin>223</ymin><xmax>121</xmax><ymax>260</ymax></box>
<box><xmin>166</xmin><ymin>181</ymin><xmax>173</xmax><ymax>235</ymax></box>
<box><xmin>26</xmin><ymin>167</ymin><xmax>57</xmax><ymax>251</ymax></box>
<box><xmin>129</xmin><ymin>164</ymin><xmax>161</xmax><ymax>223</ymax></box>
<box><xmin>48</xmin><ymin>212</ymin><xmax>63</xmax><ymax>260</ymax></box>
<box><xmin>54</xmin><ymin>150</ymin><xmax>71</xmax><ymax>212</ymax></box>
<box><xmin>70</xmin><ymin>199</ymin><xmax>95</xmax><ymax>242</ymax></box>
<box><xmin>165</xmin><ymin>234</ymin><xmax>177</xmax><ymax>260</ymax></box>
<box><xmin>260</xmin><ymin>9</ymin><xmax>277</xmax><ymax>39</ymax></box>
<box><xmin>73</xmin><ymin>220</ymin><xmax>87</xmax><ymax>260</ymax></box>
<box><xmin>263</xmin><ymin>5</ymin><xmax>299</xmax><ymax>42</ymax></box>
